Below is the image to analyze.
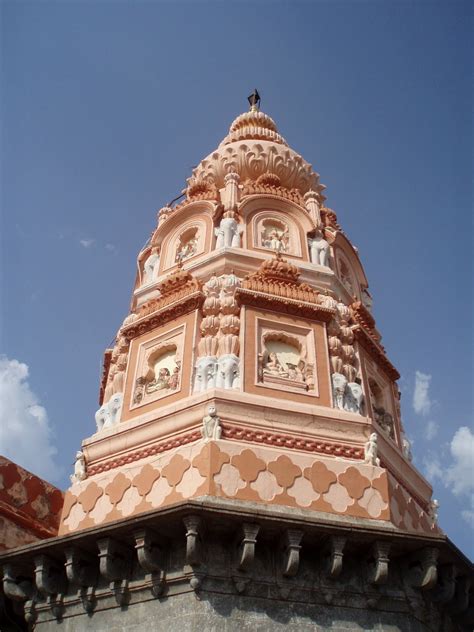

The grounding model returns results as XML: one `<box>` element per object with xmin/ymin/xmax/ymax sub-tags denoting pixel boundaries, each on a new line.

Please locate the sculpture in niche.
<box><xmin>308</xmin><ymin>231</ymin><xmax>330</xmax><ymax>267</ymax></box>
<box><xmin>201</xmin><ymin>405</ymin><xmax>222</xmax><ymax>441</ymax></box>
<box><xmin>194</xmin><ymin>356</ymin><xmax>217</xmax><ymax>393</ymax></box>
<box><xmin>215</xmin><ymin>212</ymin><xmax>243</xmax><ymax>249</ymax></box>
<box><xmin>70</xmin><ymin>451</ymin><xmax>87</xmax><ymax>484</ymax></box>
<box><xmin>369</xmin><ymin>378</ymin><xmax>395</xmax><ymax>439</ymax></box>
<box><xmin>175</xmin><ymin>227</ymin><xmax>198</xmax><ymax>263</ymax></box>
<box><xmin>339</xmin><ymin>259</ymin><xmax>355</xmax><ymax>295</ymax></box>
<box><xmin>260</xmin><ymin>220</ymin><xmax>289</xmax><ymax>253</ymax></box>
<box><xmin>331</xmin><ymin>372</ymin><xmax>347</xmax><ymax>409</ymax></box>
<box><xmin>364</xmin><ymin>433</ymin><xmax>380</xmax><ymax>466</ymax></box>
<box><xmin>345</xmin><ymin>381</ymin><xmax>364</xmax><ymax>414</ymax></box>
<box><xmin>216</xmin><ymin>354</ymin><xmax>240</xmax><ymax>389</ymax></box>
<box><xmin>142</xmin><ymin>248</ymin><xmax>160</xmax><ymax>285</ymax></box>
<box><xmin>259</xmin><ymin>333</ymin><xmax>311</xmax><ymax>392</ymax></box>
<box><xmin>133</xmin><ymin>346</ymin><xmax>181</xmax><ymax>405</ymax></box>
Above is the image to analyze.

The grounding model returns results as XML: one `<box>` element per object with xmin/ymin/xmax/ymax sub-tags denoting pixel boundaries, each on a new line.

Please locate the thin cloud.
<box><xmin>425</xmin><ymin>420</ymin><xmax>439</xmax><ymax>441</ymax></box>
<box><xmin>423</xmin><ymin>426</ymin><xmax>474</xmax><ymax>527</ymax></box>
<box><xmin>0</xmin><ymin>356</ymin><xmax>60</xmax><ymax>482</ymax></box>
<box><xmin>105</xmin><ymin>243</ymin><xmax>118</xmax><ymax>254</ymax></box>
<box><xmin>413</xmin><ymin>370</ymin><xmax>432</xmax><ymax>415</ymax></box>
<box><xmin>79</xmin><ymin>238</ymin><xmax>95</xmax><ymax>248</ymax></box>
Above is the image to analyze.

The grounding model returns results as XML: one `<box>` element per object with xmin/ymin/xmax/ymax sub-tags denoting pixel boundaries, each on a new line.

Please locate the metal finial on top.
<box><xmin>248</xmin><ymin>89</ymin><xmax>261</xmax><ymax>112</ymax></box>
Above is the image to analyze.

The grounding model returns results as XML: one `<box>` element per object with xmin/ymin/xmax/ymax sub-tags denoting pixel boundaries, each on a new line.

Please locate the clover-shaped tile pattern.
<box><xmin>58</xmin><ymin>441</ymin><xmax>434</xmax><ymax>536</ymax></box>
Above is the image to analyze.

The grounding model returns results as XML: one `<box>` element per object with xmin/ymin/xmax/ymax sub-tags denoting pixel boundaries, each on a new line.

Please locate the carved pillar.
<box><xmin>216</xmin><ymin>273</ymin><xmax>241</xmax><ymax>390</ymax></box>
<box><xmin>304</xmin><ymin>190</ymin><xmax>322</xmax><ymax>227</ymax></box>
<box><xmin>222</xmin><ymin>172</ymin><xmax>240</xmax><ymax>210</ymax></box>
<box><xmin>34</xmin><ymin>554</ymin><xmax>67</xmax><ymax>619</ymax></box>
<box><xmin>64</xmin><ymin>547</ymin><xmax>98</xmax><ymax>612</ymax></box>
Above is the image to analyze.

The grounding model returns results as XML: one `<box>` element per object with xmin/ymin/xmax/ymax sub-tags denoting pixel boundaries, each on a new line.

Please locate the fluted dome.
<box><xmin>187</xmin><ymin>108</ymin><xmax>326</xmax><ymax>199</ymax></box>
<box><xmin>219</xmin><ymin>109</ymin><xmax>288</xmax><ymax>147</ymax></box>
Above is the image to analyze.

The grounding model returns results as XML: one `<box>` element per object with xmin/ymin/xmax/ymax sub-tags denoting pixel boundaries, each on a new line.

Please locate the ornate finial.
<box><xmin>248</xmin><ymin>89</ymin><xmax>261</xmax><ymax>112</ymax></box>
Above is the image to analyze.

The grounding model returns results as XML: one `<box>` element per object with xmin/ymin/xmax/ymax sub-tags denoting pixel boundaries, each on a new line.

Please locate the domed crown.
<box><xmin>219</xmin><ymin>109</ymin><xmax>288</xmax><ymax>147</ymax></box>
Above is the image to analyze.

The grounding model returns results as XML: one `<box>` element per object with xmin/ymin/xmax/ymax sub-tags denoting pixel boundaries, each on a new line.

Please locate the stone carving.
<box><xmin>95</xmin><ymin>393</ymin><xmax>123</xmax><ymax>432</ymax></box>
<box><xmin>2</xmin><ymin>565</ymin><xmax>34</xmax><ymax>602</ymax></box>
<box><xmin>326</xmin><ymin>536</ymin><xmax>346</xmax><ymax>579</ymax></box>
<box><xmin>364</xmin><ymin>433</ymin><xmax>380</xmax><ymax>466</ymax></box>
<box><xmin>345</xmin><ymin>382</ymin><xmax>364</xmax><ymax>414</ymax></box>
<box><xmin>97</xmin><ymin>538</ymin><xmax>131</xmax><ymax>605</ymax></box>
<box><xmin>217</xmin><ymin>354</ymin><xmax>240</xmax><ymax>389</ymax></box>
<box><xmin>133</xmin><ymin>343</ymin><xmax>181</xmax><ymax>405</ymax></box>
<box><xmin>134</xmin><ymin>528</ymin><xmax>165</xmax><ymax>597</ymax></box>
<box><xmin>215</xmin><ymin>212</ymin><xmax>243</xmax><ymax>249</ymax></box>
<box><xmin>327</xmin><ymin>301</ymin><xmax>358</xmax><ymax>386</ymax></box>
<box><xmin>183</xmin><ymin>515</ymin><xmax>202</xmax><ymax>567</ymax></box>
<box><xmin>103</xmin><ymin>336</ymin><xmax>129</xmax><ymax>403</ymax></box>
<box><xmin>308</xmin><ymin>231</ymin><xmax>330</xmax><ymax>267</ymax></box>
<box><xmin>175</xmin><ymin>229</ymin><xmax>198</xmax><ymax>263</ymax></box>
<box><xmin>282</xmin><ymin>529</ymin><xmax>304</xmax><ymax>578</ymax></box>
<box><xmin>332</xmin><ymin>373</ymin><xmax>347</xmax><ymax>409</ymax></box>
<box><xmin>142</xmin><ymin>248</ymin><xmax>160</xmax><ymax>285</ymax></box>
<box><xmin>194</xmin><ymin>356</ymin><xmax>218</xmax><ymax>392</ymax></box>
<box><xmin>428</xmin><ymin>499</ymin><xmax>439</xmax><ymax>526</ymax></box>
<box><xmin>201</xmin><ymin>405</ymin><xmax>222</xmax><ymax>441</ymax></box>
<box><xmin>34</xmin><ymin>554</ymin><xmax>67</xmax><ymax>596</ymax></box>
<box><xmin>402</xmin><ymin>434</ymin><xmax>413</xmax><ymax>461</ymax></box>
<box><xmin>64</xmin><ymin>547</ymin><xmax>98</xmax><ymax>590</ymax></box>
<box><xmin>367</xmin><ymin>541</ymin><xmax>391</xmax><ymax>585</ymax></box>
<box><xmin>237</xmin><ymin>523</ymin><xmax>260</xmax><ymax>572</ymax></box>
<box><xmin>374</xmin><ymin>407</ymin><xmax>395</xmax><ymax>439</ymax></box>
<box><xmin>304</xmin><ymin>190</ymin><xmax>322</xmax><ymax>226</ymax></box>
<box><xmin>261</xmin><ymin>222</ymin><xmax>289</xmax><ymax>252</ymax></box>
<box><xmin>259</xmin><ymin>329</ymin><xmax>312</xmax><ymax>392</ymax></box>
<box><xmin>339</xmin><ymin>259</ymin><xmax>355</xmax><ymax>295</ymax></box>
<box><xmin>194</xmin><ymin>273</ymin><xmax>241</xmax><ymax>393</ymax></box>
<box><xmin>70</xmin><ymin>451</ymin><xmax>87</xmax><ymax>484</ymax></box>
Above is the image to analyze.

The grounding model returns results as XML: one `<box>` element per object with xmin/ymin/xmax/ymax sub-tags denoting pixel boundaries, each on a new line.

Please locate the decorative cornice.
<box><xmin>87</xmin><ymin>430</ymin><xmax>202</xmax><ymax>475</ymax></box>
<box><xmin>241</xmin><ymin>179</ymin><xmax>306</xmax><ymax>206</ymax></box>
<box><xmin>236</xmin><ymin>255</ymin><xmax>335</xmax><ymax>322</ymax></box>
<box><xmin>121</xmin><ymin>269</ymin><xmax>203</xmax><ymax>340</ymax></box>
<box><xmin>222</xmin><ymin>425</ymin><xmax>363</xmax><ymax>460</ymax></box>
<box><xmin>99</xmin><ymin>348</ymin><xmax>113</xmax><ymax>406</ymax></box>
<box><xmin>353</xmin><ymin>325</ymin><xmax>400</xmax><ymax>381</ymax></box>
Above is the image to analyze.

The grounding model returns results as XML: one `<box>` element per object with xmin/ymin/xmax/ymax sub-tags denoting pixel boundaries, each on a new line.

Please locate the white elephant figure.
<box><xmin>215</xmin><ymin>217</ymin><xmax>243</xmax><ymax>249</ymax></box>
<box><xmin>331</xmin><ymin>372</ymin><xmax>347</xmax><ymax>410</ymax></box>
<box><xmin>344</xmin><ymin>382</ymin><xmax>364</xmax><ymax>414</ymax></box>
<box><xmin>143</xmin><ymin>252</ymin><xmax>160</xmax><ymax>285</ymax></box>
<box><xmin>95</xmin><ymin>404</ymin><xmax>110</xmax><ymax>432</ymax></box>
<box><xmin>216</xmin><ymin>354</ymin><xmax>240</xmax><ymax>389</ymax></box>
<box><xmin>108</xmin><ymin>393</ymin><xmax>123</xmax><ymax>426</ymax></box>
<box><xmin>95</xmin><ymin>393</ymin><xmax>123</xmax><ymax>432</ymax></box>
<box><xmin>193</xmin><ymin>356</ymin><xmax>217</xmax><ymax>393</ymax></box>
<box><xmin>308</xmin><ymin>234</ymin><xmax>330</xmax><ymax>267</ymax></box>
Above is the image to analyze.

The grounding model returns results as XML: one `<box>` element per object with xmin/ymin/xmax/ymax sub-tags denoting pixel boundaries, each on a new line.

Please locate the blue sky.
<box><xmin>1</xmin><ymin>1</ymin><xmax>472</xmax><ymax>556</ymax></box>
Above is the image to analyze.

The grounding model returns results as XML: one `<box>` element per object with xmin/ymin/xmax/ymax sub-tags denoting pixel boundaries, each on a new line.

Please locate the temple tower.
<box><xmin>2</xmin><ymin>96</ymin><xmax>472</xmax><ymax>631</ymax></box>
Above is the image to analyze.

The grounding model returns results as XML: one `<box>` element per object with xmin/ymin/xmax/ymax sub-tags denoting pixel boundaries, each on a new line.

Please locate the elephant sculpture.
<box><xmin>95</xmin><ymin>404</ymin><xmax>110</xmax><ymax>432</ymax></box>
<box><xmin>344</xmin><ymin>382</ymin><xmax>364</xmax><ymax>414</ymax></box>
<box><xmin>308</xmin><ymin>233</ymin><xmax>330</xmax><ymax>267</ymax></box>
<box><xmin>216</xmin><ymin>354</ymin><xmax>240</xmax><ymax>389</ymax></box>
<box><xmin>95</xmin><ymin>393</ymin><xmax>123</xmax><ymax>432</ymax></box>
<box><xmin>193</xmin><ymin>356</ymin><xmax>217</xmax><ymax>393</ymax></box>
<box><xmin>215</xmin><ymin>217</ymin><xmax>242</xmax><ymax>249</ymax></box>
<box><xmin>331</xmin><ymin>372</ymin><xmax>347</xmax><ymax>410</ymax></box>
<box><xmin>143</xmin><ymin>251</ymin><xmax>160</xmax><ymax>285</ymax></box>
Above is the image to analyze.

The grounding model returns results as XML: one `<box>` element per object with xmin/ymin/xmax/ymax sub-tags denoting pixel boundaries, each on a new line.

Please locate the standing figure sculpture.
<box><xmin>308</xmin><ymin>231</ymin><xmax>330</xmax><ymax>267</ymax></box>
<box><xmin>70</xmin><ymin>451</ymin><xmax>87</xmax><ymax>484</ymax></box>
<box><xmin>364</xmin><ymin>433</ymin><xmax>380</xmax><ymax>466</ymax></box>
<box><xmin>331</xmin><ymin>373</ymin><xmax>348</xmax><ymax>410</ymax></box>
<box><xmin>201</xmin><ymin>405</ymin><xmax>222</xmax><ymax>441</ymax></box>
<box><xmin>143</xmin><ymin>248</ymin><xmax>160</xmax><ymax>285</ymax></box>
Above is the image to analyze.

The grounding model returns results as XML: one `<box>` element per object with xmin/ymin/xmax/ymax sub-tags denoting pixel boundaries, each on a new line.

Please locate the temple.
<box><xmin>1</xmin><ymin>96</ymin><xmax>472</xmax><ymax>631</ymax></box>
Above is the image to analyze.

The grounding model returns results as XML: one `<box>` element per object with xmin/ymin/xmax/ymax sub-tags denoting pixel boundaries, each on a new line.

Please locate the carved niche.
<box><xmin>141</xmin><ymin>247</ymin><xmax>161</xmax><ymax>286</ymax></box>
<box><xmin>256</xmin><ymin>322</ymin><xmax>317</xmax><ymax>395</ymax></box>
<box><xmin>252</xmin><ymin>212</ymin><xmax>302</xmax><ymax>257</ymax></box>
<box><xmin>368</xmin><ymin>376</ymin><xmax>395</xmax><ymax>440</ymax></box>
<box><xmin>175</xmin><ymin>226</ymin><xmax>199</xmax><ymax>263</ymax></box>
<box><xmin>336</xmin><ymin>254</ymin><xmax>356</xmax><ymax>297</ymax></box>
<box><xmin>131</xmin><ymin>326</ymin><xmax>184</xmax><ymax>408</ymax></box>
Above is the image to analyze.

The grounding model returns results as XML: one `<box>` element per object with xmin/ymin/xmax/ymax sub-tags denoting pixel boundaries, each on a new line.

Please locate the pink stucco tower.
<box><xmin>1</xmin><ymin>96</ymin><xmax>472</xmax><ymax>631</ymax></box>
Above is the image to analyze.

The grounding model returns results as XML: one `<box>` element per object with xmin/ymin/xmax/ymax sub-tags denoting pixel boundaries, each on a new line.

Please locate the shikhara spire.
<box><xmin>2</xmin><ymin>103</ymin><xmax>471</xmax><ymax>632</ymax></box>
